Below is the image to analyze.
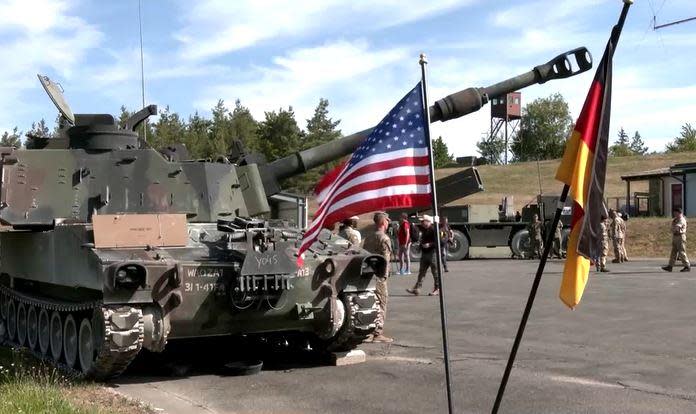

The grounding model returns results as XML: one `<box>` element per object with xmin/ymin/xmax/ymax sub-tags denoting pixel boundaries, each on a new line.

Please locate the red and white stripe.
<box><xmin>297</xmin><ymin>147</ymin><xmax>431</xmax><ymax>263</ymax></box>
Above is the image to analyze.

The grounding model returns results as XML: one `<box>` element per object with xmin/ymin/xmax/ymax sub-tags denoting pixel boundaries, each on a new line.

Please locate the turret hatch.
<box><xmin>37</xmin><ymin>74</ymin><xmax>75</xmax><ymax>125</ymax></box>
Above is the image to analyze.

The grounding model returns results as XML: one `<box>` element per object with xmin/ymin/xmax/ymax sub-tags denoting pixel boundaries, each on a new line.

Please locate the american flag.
<box><xmin>297</xmin><ymin>82</ymin><xmax>433</xmax><ymax>263</ymax></box>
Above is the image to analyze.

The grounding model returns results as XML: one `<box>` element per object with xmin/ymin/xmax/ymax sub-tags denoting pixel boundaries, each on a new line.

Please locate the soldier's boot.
<box><xmin>371</xmin><ymin>334</ymin><xmax>394</xmax><ymax>343</ymax></box>
<box><xmin>600</xmin><ymin>267</ymin><xmax>610</xmax><ymax>273</ymax></box>
<box><xmin>429</xmin><ymin>289</ymin><xmax>440</xmax><ymax>296</ymax></box>
<box><xmin>661</xmin><ymin>266</ymin><xmax>673</xmax><ymax>272</ymax></box>
<box><xmin>612</xmin><ymin>259</ymin><xmax>620</xmax><ymax>263</ymax></box>
<box><xmin>406</xmin><ymin>288</ymin><xmax>421</xmax><ymax>296</ymax></box>
<box><xmin>680</xmin><ymin>266</ymin><xmax>691</xmax><ymax>272</ymax></box>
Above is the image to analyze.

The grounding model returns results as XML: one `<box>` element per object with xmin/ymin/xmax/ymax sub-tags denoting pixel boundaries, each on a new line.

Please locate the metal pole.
<box><xmin>492</xmin><ymin>185</ymin><xmax>570</xmax><ymax>413</ymax></box>
<box><xmin>420</xmin><ymin>53</ymin><xmax>454</xmax><ymax>414</ymax></box>
<box><xmin>138</xmin><ymin>0</ymin><xmax>147</xmax><ymax>141</ymax></box>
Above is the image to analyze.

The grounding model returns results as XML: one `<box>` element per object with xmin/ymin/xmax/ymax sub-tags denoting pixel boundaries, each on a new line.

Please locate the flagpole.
<box><xmin>491</xmin><ymin>185</ymin><xmax>569</xmax><ymax>414</ymax></box>
<box><xmin>491</xmin><ymin>2</ymin><xmax>632</xmax><ymax>412</ymax></box>
<box><xmin>420</xmin><ymin>53</ymin><xmax>454</xmax><ymax>414</ymax></box>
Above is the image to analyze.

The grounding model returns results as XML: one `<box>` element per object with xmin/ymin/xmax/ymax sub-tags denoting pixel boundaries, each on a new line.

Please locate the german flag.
<box><xmin>556</xmin><ymin>20</ymin><xmax>626</xmax><ymax>309</ymax></box>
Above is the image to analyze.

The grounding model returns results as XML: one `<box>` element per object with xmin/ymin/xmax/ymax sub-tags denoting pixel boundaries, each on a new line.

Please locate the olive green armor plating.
<box><xmin>0</xmin><ymin>49</ymin><xmax>592</xmax><ymax>379</ymax></box>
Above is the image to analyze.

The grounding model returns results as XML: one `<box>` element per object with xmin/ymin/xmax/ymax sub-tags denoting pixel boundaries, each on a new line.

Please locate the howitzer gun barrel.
<box><xmin>269</xmin><ymin>47</ymin><xmax>592</xmax><ymax>181</ymax></box>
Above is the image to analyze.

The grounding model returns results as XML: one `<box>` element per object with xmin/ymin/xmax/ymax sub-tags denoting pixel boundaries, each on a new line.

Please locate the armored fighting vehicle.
<box><xmin>0</xmin><ymin>47</ymin><xmax>591</xmax><ymax>379</ymax></box>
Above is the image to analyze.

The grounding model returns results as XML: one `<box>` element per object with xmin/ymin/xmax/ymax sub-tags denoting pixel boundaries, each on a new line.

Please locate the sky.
<box><xmin>0</xmin><ymin>0</ymin><xmax>694</xmax><ymax>157</ymax></box>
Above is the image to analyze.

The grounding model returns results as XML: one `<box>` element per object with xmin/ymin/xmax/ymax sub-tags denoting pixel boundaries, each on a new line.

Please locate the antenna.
<box><xmin>138</xmin><ymin>0</ymin><xmax>147</xmax><ymax>141</ymax></box>
<box><xmin>654</xmin><ymin>15</ymin><xmax>696</xmax><ymax>30</ymax></box>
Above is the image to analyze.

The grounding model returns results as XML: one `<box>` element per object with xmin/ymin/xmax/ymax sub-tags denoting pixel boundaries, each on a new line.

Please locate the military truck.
<box><xmin>393</xmin><ymin>194</ymin><xmax>573</xmax><ymax>260</ymax></box>
<box><xmin>0</xmin><ymin>47</ymin><xmax>591</xmax><ymax>379</ymax></box>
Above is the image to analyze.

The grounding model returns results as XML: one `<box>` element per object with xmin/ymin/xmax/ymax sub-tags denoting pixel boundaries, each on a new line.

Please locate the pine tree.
<box><xmin>476</xmin><ymin>133</ymin><xmax>505</xmax><ymax>165</ymax></box>
<box><xmin>610</xmin><ymin>127</ymin><xmax>632</xmax><ymax>156</ymax></box>
<box><xmin>629</xmin><ymin>131</ymin><xmax>648</xmax><ymax>155</ymax></box>
<box><xmin>185</xmin><ymin>111</ymin><xmax>211</xmax><ymax>158</ymax></box>
<box><xmin>151</xmin><ymin>106</ymin><xmax>186</xmax><ymax>150</ymax></box>
<box><xmin>24</xmin><ymin>119</ymin><xmax>52</xmax><ymax>149</ymax></box>
<box><xmin>433</xmin><ymin>136</ymin><xmax>454</xmax><ymax>168</ymax></box>
<box><xmin>0</xmin><ymin>127</ymin><xmax>22</xmax><ymax>148</ymax></box>
<box><xmin>229</xmin><ymin>100</ymin><xmax>259</xmax><ymax>152</ymax></box>
<box><xmin>257</xmin><ymin>107</ymin><xmax>303</xmax><ymax>191</ymax></box>
<box><xmin>665</xmin><ymin>123</ymin><xmax>696</xmax><ymax>153</ymax></box>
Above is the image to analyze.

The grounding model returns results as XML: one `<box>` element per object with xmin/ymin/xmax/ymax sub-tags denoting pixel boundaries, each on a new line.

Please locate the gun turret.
<box><xmin>266</xmin><ymin>47</ymin><xmax>592</xmax><ymax>188</ymax></box>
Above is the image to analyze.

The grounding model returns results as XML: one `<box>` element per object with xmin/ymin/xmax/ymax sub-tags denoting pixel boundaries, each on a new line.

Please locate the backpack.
<box><xmin>409</xmin><ymin>222</ymin><xmax>420</xmax><ymax>243</ymax></box>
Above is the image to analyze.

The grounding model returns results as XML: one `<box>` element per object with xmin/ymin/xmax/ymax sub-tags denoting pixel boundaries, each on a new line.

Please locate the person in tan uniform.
<box><xmin>339</xmin><ymin>216</ymin><xmax>361</xmax><ymax>247</ymax></box>
<box><xmin>527</xmin><ymin>214</ymin><xmax>544</xmax><ymax>259</ymax></box>
<box><xmin>609</xmin><ymin>210</ymin><xmax>627</xmax><ymax>263</ymax></box>
<box><xmin>662</xmin><ymin>207</ymin><xmax>690</xmax><ymax>272</ymax></box>
<box><xmin>362</xmin><ymin>212</ymin><xmax>393</xmax><ymax>343</ymax></box>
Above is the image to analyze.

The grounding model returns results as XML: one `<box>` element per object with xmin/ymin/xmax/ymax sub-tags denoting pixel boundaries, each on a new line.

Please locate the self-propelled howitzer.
<box><xmin>0</xmin><ymin>48</ymin><xmax>591</xmax><ymax>379</ymax></box>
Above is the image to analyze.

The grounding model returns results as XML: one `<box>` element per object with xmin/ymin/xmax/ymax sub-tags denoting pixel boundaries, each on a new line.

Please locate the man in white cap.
<box><xmin>339</xmin><ymin>216</ymin><xmax>361</xmax><ymax>247</ymax></box>
<box><xmin>407</xmin><ymin>214</ymin><xmax>440</xmax><ymax>296</ymax></box>
<box><xmin>362</xmin><ymin>211</ymin><xmax>394</xmax><ymax>343</ymax></box>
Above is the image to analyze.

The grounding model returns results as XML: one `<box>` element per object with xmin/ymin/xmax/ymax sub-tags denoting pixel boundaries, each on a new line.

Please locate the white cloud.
<box><xmin>175</xmin><ymin>0</ymin><xmax>474</xmax><ymax>60</ymax></box>
<box><xmin>195</xmin><ymin>39</ymin><xmax>410</xmax><ymax>129</ymax></box>
<box><xmin>0</xmin><ymin>0</ymin><xmax>102</xmax><ymax>131</ymax></box>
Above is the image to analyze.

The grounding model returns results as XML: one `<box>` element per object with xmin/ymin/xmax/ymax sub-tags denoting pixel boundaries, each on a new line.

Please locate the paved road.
<box><xmin>113</xmin><ymin>259</ymin><xmax>696</xmax><ymax>413</ymax></box>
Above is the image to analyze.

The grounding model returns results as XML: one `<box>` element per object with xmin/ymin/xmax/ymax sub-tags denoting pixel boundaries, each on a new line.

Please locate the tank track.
<box><xmin>324</xmin><ymin>291</ymin><xmax>379</xmax><ymax>352</ymax></box>
<box><xmin>0</xmin><ymin>284</ymin><xmax>144</xmax><ymax>380</ymax></box>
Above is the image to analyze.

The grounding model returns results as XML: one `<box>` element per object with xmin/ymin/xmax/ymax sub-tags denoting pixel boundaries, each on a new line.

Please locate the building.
<box><xmin>621</xmin><ymin>163</ymin><xmax>696</xmax><ymax>217</ymax></box>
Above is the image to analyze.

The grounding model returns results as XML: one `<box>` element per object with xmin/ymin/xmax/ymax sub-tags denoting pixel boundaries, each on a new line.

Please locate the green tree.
<box><xmin>665</xmin><ymin>123</ymin><xmax>696</xmax><ymax>153</ymax></box>
<box><xmin>24</xmin><ymin>119</ymin><xmax>52</xmax><ymax>148</ymax></box>
<box><xmin>151</xmin><ymin>106</ymin><xmax>186</xmax><ymax>149</ymax></box>
<box><xmin>433</xmin><ymin>136</ymin><xmax>454</xmax><ymax>168</ymax></box>
<box><xmin>229</xmin><ymin>100</ymin><xmax>259</xmax><ymax>152</ymax></box>
<box><xmin>476</xmin><ymin>133</ymin><xmax>505</xmax><ymax>165</ymax></box>
<box><xmin>205</xmin><ymin>100</ymin><xmax>233</xmax><ymax>158</ymax></box>
<box><xmin>0</xmin><ymin>127</ymin><xmax>22</xmax><ymax>147</ymax></box>
<box><xmin>297</xmin><ymin>99</ymin><xmax>343</xmax><ymax>193</ymax></box>
<box><xmin>511</xmin><ymin>93</ymin><xmax>572</xmax><ymax>162</ymax></box>
<box><xmin>257</xmin><ymin>107</ymin><xmax>303</xmax><ymax>191</ymax></box>
<box><xmin>610</xmin><ymin>127</ymin><xmax>632</xmax><ymax>156</ymax></box>
<box><xmin>185</xmin><ymin>111</ymin><xmax>211</xmax><ymax>158</ymax></box>
<box><xmin>629</xmin><ymin>131</ymin><xmax>648</xmax><ymax>155</ymax></box>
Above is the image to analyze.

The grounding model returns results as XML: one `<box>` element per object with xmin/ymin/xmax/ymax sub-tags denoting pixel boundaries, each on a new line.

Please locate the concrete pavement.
<box><xmin>113</xmin><ymin>258</ymin><xmax>696</xmax><ymax>413</ymax></box>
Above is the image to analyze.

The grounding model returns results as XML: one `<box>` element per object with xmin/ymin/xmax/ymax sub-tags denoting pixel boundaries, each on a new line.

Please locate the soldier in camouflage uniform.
<box><xmin>339</xmin><ymin>216</ymin><xmax>362</xmax><ymax>247</ymax></box>
<box><xmin>598</xmin><ymin>214</ymin><xmax>610</xmax><ymax>272</ymax></box>
<box><xmin>662</xmin><ymin>207</ymin><xmax>691</xmax><ymax>272</ymax></box>
<box><xmin>609</xmin><ymin>210</ymin><xmax>627</xmax><ymax>263</ymax></box>
<box><xmin>527</xmin><ymin>214</ymin><xmax>544</xmax><ymax>259</ymax></box>
<box><xmin>362</xmin><ymin>212</ymin><xmax>393</xmax><ymax>343</ymax></box>
<box><xmin>553</xmin><ymin>220</ymin><xmax>564</xmax><ymax>259</ymax></box>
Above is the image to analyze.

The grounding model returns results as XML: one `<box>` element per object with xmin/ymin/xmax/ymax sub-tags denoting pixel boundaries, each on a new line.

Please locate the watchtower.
<box><xmin>490</xmin><ymin>92</ymin><xmax>521</xmax><ymax>164</ymax></box>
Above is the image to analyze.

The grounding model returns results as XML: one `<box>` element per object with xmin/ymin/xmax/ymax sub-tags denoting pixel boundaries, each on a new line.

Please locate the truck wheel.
<box><xmin>410</xmin><ymin>243</ymin><xmax>422</xmax><ymax>261</ymax></box>
<box><xmin>447</xmin><ymin>230</ymin><xmax>469</xmax><ymax>261</ymax></box>
<box><xmin>561</xmin><ymin>228</ymin><xmax>571</xmax><ymax>251</ymax></box>
<box><xmin>510</xmin><ymin>230</ymin><xmax>530</xmax><ymax>258</ymax></box>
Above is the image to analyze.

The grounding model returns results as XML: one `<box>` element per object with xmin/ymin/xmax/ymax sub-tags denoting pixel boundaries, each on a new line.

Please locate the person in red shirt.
<box><xmin>397</xmin><ymin>213</ymin><xmax>412</xmax><ymax>275</ymax></box>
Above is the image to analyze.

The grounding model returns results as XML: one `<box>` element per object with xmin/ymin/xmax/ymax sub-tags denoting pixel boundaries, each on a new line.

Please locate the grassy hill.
<box><xmin>436</xmin><ymin>151</ymin><xmax>696</xmax><ymax>207</ymax></box>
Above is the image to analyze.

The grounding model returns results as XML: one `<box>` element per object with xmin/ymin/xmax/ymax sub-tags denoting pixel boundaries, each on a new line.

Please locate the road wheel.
<box><xmin>38</xmin><ymin>309</ymin><xmax>50</xmax><ymax>356</ymax></box>
<box><xmin>16</xmin><ymin>302</ymin><xmax>27</xmax><ymax>346</ymax></box>
<box><xmin>6</xmin><ymin>299</ymin><xmax>16</xmax><ymax>341</ymax></box>
<box><xmin>63</xmin><ymin>314</ymin><xmax>78</xmax><ymax>368</ymax></box>
<box><xmin>562</xmin><ymin>228</ymin><xmax>571</xmax><ymax>252</ymax></box>
<box><xmin>78</xmin><ymin>318</ymin><xmax>96</xmax><ymax>373</ymax></box>
<box><xmin>27</xmin><ymin>305</ymin><xmax>38</xmax><ymax>350</ymax></box>
<box><xmin>447</xmin><ymin>230</ymin><xmax>469</xmax><ymax>261</ymax></box>
<box><xmin>409</xmin><ymin>243</ymin><xmax>422</xmax><ymax>261</ymax></box>
<box><xmin>510</xmin><ymin>230</ymin><xmax>530</xmax><ymax>258</ymax></box>
<box><xmin>50</xmin><ymin>311</ymin><xmax>63</xmax><ymax>361</ymax></box>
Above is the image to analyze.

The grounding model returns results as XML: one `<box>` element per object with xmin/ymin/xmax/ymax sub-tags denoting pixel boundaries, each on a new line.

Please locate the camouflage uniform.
<box><xmin>610</xmin><ymin>215</ymin><xmax>627</xmax><ymax>263</ymax></box>
<box><xmin>668</xmin><ymin>216</ymin><xmax>690</xmax><ymax>269</ymax></box>
<box><xmin>599</xmin><ymin>219</ymin><xmax>609</xmax><ymax>271</ymax></box>
<box><xmin>362</xmin><ymin>229</ymin><xmax>391</xmax><ymax>336</ymax></box>
<box><xmin>553</xmin><ymin>221</ymin><xmax>564</xmax><ymax>259</ymax></box>
<box><xmin>527</xmin><ymin>220</ymin><xmax>544</xmax><ymax>259</ymax></box>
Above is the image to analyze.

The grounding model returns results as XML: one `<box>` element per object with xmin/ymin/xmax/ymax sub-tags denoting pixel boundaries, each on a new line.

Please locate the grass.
<box><xmin>0</xmin><ymin>346</ymin><xmax>151</xmax><ymax>414</ymax></box>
